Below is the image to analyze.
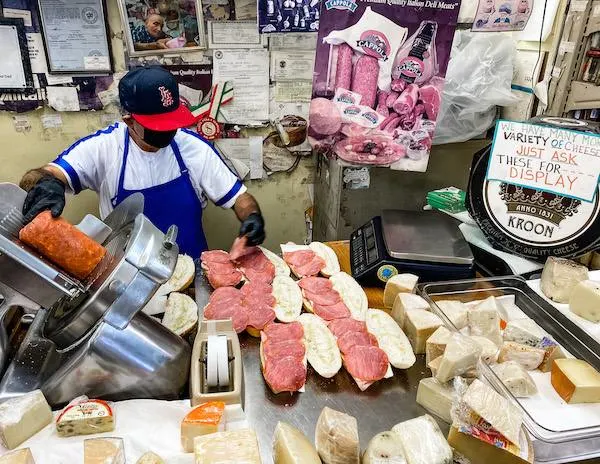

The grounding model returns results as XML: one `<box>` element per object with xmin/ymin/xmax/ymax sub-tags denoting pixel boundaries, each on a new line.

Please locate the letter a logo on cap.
<box><xmin>158</xmin><ymin>86</ymin><xmax>174</xmax><ymax>108</ymax></box>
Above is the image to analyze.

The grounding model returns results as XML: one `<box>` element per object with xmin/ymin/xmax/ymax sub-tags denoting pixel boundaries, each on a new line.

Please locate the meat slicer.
<box><xmin>0</xmin><ymin>183</ymin><xmax>190</xmax><ymax>406</ymax></box>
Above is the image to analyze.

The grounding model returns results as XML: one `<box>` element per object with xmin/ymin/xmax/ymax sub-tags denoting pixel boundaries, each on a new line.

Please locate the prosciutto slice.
<box><xmin>263</xmin><ymin>321</ymin><xmax>304</xmax><ymax>340</ymax></box>
<box><xmin>283</xmin><ymin>250</ymin><xmax>326</xmax><ymax>278</ymax></box>
<box><xmin>343</xmin><ymin>345</ymin><xmax>389</xmax><ymax>382</ymax></box>
<box><xmin>312</xmin><ymin>301</ymin><xmax>351</xmax><ymax>321</ymax></box>
<box><xmin>261</xmin><ymin>322</ymin><xmax>306</xmax><ymax>393</ymax></box>
<box><xmin>337</xmin><ymin>331</ymin><xmax>378</xmax><ymax>354</ymax></box>
<box><xmin>327</xmin><ymin>318</ymin><xmax>367</xmax><ymax>338</ymax></box>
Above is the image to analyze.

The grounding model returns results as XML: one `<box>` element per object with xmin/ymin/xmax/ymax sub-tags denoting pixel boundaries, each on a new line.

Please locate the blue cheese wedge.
<box><xmin>56</xmin><ymin>399</ymin><xmax>115</xmax><ymax>437</ymax></box>
<box><xmin>492</xmin><ymin>361</ymin><xmax>537</xmax><ymax>397</ymax></box>
<box><xmin>498</xmin><ymin>342</ymin><xmax>545</xmax><ymax>370</ymax></box>
<box><xmin>503</xmin><ymin>319</ymin><xmax>546</xmax><ymax>347</ymax></box>
<box><xmin>363</xmin><ymin>431</ymin><xmax>407</xmax><ymax>464</ymax></box>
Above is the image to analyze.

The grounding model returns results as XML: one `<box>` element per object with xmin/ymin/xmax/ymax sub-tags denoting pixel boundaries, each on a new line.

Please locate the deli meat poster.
<box><xmin>308</xmin><ymin>0</ymin><xmax>461</xmax><ymax>172</ymax></box>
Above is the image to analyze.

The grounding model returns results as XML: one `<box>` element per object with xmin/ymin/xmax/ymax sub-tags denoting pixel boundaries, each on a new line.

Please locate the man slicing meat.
<box><xmin>19</xmin><ymin>66</ymin><xmax>265</xmax><ymax>258</ymax></box>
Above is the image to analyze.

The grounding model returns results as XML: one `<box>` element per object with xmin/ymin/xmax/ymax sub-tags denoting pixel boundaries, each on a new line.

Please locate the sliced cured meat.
<box><xmin>327</xmin><ymin>318</ymin><xmax>367</xmax><ymax>338</ymax></box>
<box><xmin>207</xmin><ymin>269</ymin><xmax>243</xmax><ymax>289</ymax></box>
<box><xmin>241</xmin><ymin>281</ymin><xmax>273</xmax><ymax>298</ymax></box>
<box><xmin>312</xmin><ymin>301</ymin><xmax>351</xmax><ymax>321</ymax></box>
<box><xmin>244</xmin><ymin>268</ymin><xmax>276</xmax><ymax>284</ymax></box>
<box><xmin>303</xmin><ymin>289</ymin><xmax>342</xmax><ymax>306</ymax></box>
<box><xmin>245</xmin><ymin>293</ymin><xmax>276</xmax><ymax>309</ymax></box>
<box><xmin>209</xmin><ymin>287</ymin><xmax>243</xmax><ymax>304</ymax></box>
<box><xmin>229</xmin><ymin>236</ymin><xmax>253</xmax><ymax>261</ymax></box>
<box><xmin>263</xmin><ymin>356</ymin><xmax>307</xmax><ymax>393</ymax></box>
<box><xmin>263</xmin><ymin>322</ymin><xmax>304</xmax><ymax>340</ymax></box>
<box><xmin>204</xmin><ymin>261</ymin><xmax>238</xmax><ymax>274</ymax></box>
<box><xmin>337</xmin><ymin>331</ymin><xmax>378</xmax><ymax>354</ymax></box>
<box><xmin>293</xmin><ymin>256</ymin><xmax>326</xmax><ymax>278</ymax></box>
<box><xmin>263</xmin><ymin>339</ymin><xmax>306</xmax><ymax>360</ymax></box>
<box><xmin>298</xmin><ymin>276</ymin><xmax>332</xmax><ymax>292</ymax></box>
<box><xmin>283</xmin><ymin>250</ymin><xmax>315</xmax><ymax>266</ymax></box>
<box><xmin>343</xmin><ymin>345</ymin><xmax>389</xmax><ymax>382</ymax></box>
<box><xmin>237</xmin><ymin>248</ymin><xmax>276</xmax><ymax>284</ymax></box>
<box><xmin>201</xmin><ymin>250</ymin><xmax>231</xmax><ymax>264</ymax></box>
<box><xmin>246</xmin><ymin>303</ymin><xmax>276</xmax><ymax>330</ymax></box>
<box><xmin>203</xmin><ymin>302</ymin><xmax>248</xmax><ymax>334</ymax></box>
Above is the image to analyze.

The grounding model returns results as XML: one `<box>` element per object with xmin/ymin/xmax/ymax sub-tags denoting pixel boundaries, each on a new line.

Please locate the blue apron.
<box><xmin>111</xmin><ymin>129</ymin><xmax>208</xmax><ymax>258</ymax></box>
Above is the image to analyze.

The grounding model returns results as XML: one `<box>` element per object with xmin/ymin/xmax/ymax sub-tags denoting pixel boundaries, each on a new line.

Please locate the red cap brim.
<box><xmin>132</xmin><ymin>104</ymin><xmax>198</xmax><ymax>131</ymax></box>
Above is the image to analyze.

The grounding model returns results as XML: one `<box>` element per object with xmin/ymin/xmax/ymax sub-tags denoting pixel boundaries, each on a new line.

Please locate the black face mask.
<box><xmin>143</xmin><ymin>128</ymin><xmax>177</xmax><ymax>148</ymax></box>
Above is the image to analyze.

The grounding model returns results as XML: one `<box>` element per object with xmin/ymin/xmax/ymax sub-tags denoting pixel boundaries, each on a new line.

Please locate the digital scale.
<box><xmin>350</xmin><ymin>210</ymin><xmax>475</xmax><ymax>287</ymax></box>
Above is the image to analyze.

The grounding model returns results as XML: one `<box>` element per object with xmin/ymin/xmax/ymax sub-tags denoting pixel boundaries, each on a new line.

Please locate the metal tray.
<box><xmin>420</xmin><ymin>275</ymin><xmax>600</xmax><ymax>464</ymax></box>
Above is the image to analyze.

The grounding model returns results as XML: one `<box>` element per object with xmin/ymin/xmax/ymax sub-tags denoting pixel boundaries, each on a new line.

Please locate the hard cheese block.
<box><xmin>416</xmin><ymin>377</ymin><xmax>454</xmax><ymax>423</ymax></box>
<box><xmin>463</xmin><ymin>379</ymin><xmax>523</xmax><ymax>446</ymax></box>
<box><xmin>404</xmin><ymin>309</ymin><xmax>442</xmax><ymax>354</ymax></box>
<box><xmin>540</xmin><ymin>256</ymin><xmax>588</xmax><ymax>303</ymax></box>
<box><xmin>0</xmin><ymin>449</ymin><xmax>35</xmax><ymax>464</ymax></box>
<box><xmin>498</xmin><ymin>342</ymin><xmax>545</xmax><ymax>370</ymax></box>
<box><xmin>425</xmin><ymin>326</ymin><xmax>452</xmax><ymax>365</ymax></box>
<box><xmin>435</xmin><ymin>300</ymin><xmax>468</xmax><ymax>330</ymax></box>
<box><xmin>273</xmin><ymin>422</ymin><xmax>321</xmax><ymax>464</ymax></box>
<box><xmin>467</xmin><ymin>299</ymin><xmax>502</xmax><ymax>346</ymax></box>
<box><xmin>392</xmin><ymin>414</ymin><xmax>452</xmax><ymax>464</ymax></box>
<box><xmin>84</xmin><ymin>438</ymin><xmax>125</xmax><ymax>464</ymax></box>
<box><xmin>181</xmin><ymin>401</ymin><xmax>226</xmax><ymax>452</ymax></box>
<box><xmin>503</xmin><ymin>319</ymin><xmax>545</xmax><ymax>347</ymax></box>
<box><xmin>384</xmin><ymin>274</ymin><xmax>418</xmax><ymax>307</ymax></box>
<box><xmin>551</xmin><ymin>358</ymin><xmax>600</xmax><ymax>404</ymax></box>
<box><xmin>136</xmin><ymin>452</ymin><xmax>164</xmax><ymax>464</ymax></box>
<box><xmin>56</xmin><ymin>399</ymin><xmax>115</xmax><ymax>437</ymax></box>
<box><xmin>492</xmin><ymin>361</ymin><xmax>537</xmax><ymax>397</ymax></box>
<box><xmin>0</xmin><ymin>390</ymin><xmax>53</xmax><ymax>449</ymax></box>
<box><xmin>569</xmin><ymin>280</ymin><xmax>600</xmax><ymax>322</ymax></box>
<box><xmin>435</xmin><ymin>333</ymin><xmax>481</xmax><ymax>383</ymax></box>
<box><xmin>391</xmin><ymin>293</ymin><xmax>429</xmax><ymax>330</ymax></box>
<box><xmin>194</xmin><ymin>428</ymin><xmax>261</xmax><ymax>464</ymax></box>
<box><xmin>447</xmin><ymin>426</ymin><xmax>534</xmax><ymax>464</ymax></box>
<box><xmin>315</xmin><ymin>407</ymin><xmax>359</xmax><ymax>464</ymax></box>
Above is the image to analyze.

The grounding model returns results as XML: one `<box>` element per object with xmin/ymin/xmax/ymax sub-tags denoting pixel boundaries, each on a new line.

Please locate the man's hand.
<box><xmin>239</xmin><ymin>212</ymin><xmax>265</xmax><ymax>246</ymax></box>
<box><xmin>22</xmin><ymin>175</ymin><xmax>66</xmax><ymax>223</ymax></box>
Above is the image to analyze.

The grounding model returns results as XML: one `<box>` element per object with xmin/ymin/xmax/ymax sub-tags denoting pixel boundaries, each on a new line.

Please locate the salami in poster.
<box><xmin>308</xmin><ymin>0</ymin><xmax>461</xmax><ymax>172</ymax></box>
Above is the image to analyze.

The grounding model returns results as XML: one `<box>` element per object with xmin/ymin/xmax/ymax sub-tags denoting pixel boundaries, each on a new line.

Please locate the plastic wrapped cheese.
<box><xmin>540</xmin><ymin>257</ymin><xmax>588</xmax><ymax>303</ymax></box>
<box><xmin>272</xmin><ymin>275</ymin><xmax>303</xmax><ymax>322</ymax></box>
<box><xmin>298</xmin><ymin>313</ymin><xmax>342</xmax><ymax>378</ymax></box>
<box><xmin>492</xmin><ymin>361</ymin><xmax>537</xmax><ymax>397</ymax></box>
<box><xmin>135</xmin><ymin>452</ymin><xmax>164</xmax><ymax>464</ymax></box>
<box><xmin>0</xmin><ymin>390</ymin><xmax>53</xmax><ymax>449</ymax></box>
<box><xmin>315</xmin><ymin>407</ymin><xmax>359</xmax><ymax>464</ymax></box>
<box><xmin>391</xmin><ymin>414</ymin><xmax>452</xmax><ymax>464</ymax></box>
<box><xmin>467</xmin><ymin>300</ymin><xmax>503</xmax><ymax>347</ymax></box>
<box><xmin>434</xmin><ymin>300</ymin><xmax>468</xmax><ymax>330</ymax></box>
<box><xmin>194</xmin><ymin>429</ymin><xmax>261</xmax><ymax>463</ymax></box>
<box><xmin>416</xmin><ymin>377</ymin><xmax>454</xmax><ymax>423</ymax></box>
<box><xmin>425</xmin><ymin>326</ymin><xmax>452</xmax><ymax>365</ymax></box>
<box><xmin>435</xmin><ymin>333</ymin><xmax>482</xmax><ymax>383</ymax></box>
<box><xmin>469</xmin><ymin>336</ymin><xmax>499</xmax><ymax>364</ymax></box>
<box><xmin>498</xmin><ymin>342</ymin><xmax>545</xmax><ymax>370</ymax></box>
<box><xmin>84</xmin><ymin>438</ymin><xmax>125</xmax><ymax>464</ymax></box>
<box><xmin>56</xmin><ymin>398</ymin><xmax>115</xmax><ymax>437</ymax></box>
<box><xmin>273</xmin><ymin>422</ymin><xmax>321</xmax><ymax>464</ymax></box>
<box><xmin>366</xmin><ymin>308</ymin><xmax>416</xmax><ymax>369</ymax></box>
<box><xmin>363</xmin><ymin>431</ymin><xmax>407</xmax><ymax>464</ymax></box>
<box><xmin>329</xmin><ymin>272</ymin><xmax>368</xmax><ymax>321</ymax></box>
<box><xmin>0</xmin><ymin>449</ymin><xmax>35</xmax><ymax>464</ymax></box>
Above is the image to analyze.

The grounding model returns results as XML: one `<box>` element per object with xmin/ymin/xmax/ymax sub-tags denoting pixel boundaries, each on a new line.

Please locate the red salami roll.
<box><xmin>351</xmin><ymin>55</ymin><xmax>379</xmax><ymax>108</ymax></box>
<box><xmin>334</xmin><ymin>43</ymin><xmax>354</xmax><ymax>91</ymax></box>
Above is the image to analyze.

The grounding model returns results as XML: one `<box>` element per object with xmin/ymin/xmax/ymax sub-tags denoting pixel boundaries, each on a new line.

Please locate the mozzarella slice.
<box><xmin>298</xmin><ymin>313</ymin><xmax>342</xmax><ymax>378</ymax></box>
<box><xmin>272</xmin><ymin>275</ymin><xmax>302</xmax><ymax>322</ymax></box>
<box><xmin>366</xmin><ymin>309</ymin><xmax>416</xmax><ymax>369</ymax></box>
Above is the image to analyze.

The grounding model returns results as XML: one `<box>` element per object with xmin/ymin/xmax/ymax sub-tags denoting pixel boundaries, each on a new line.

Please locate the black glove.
<box><xmin>22</xmin><ymin>175</ymin><xmax>66</xmax><ymax>224</ymax></box>
<box><xmin>239</xmin><ymin>212</ymin><xmax>265</xmax><ymax>246</ymax></box>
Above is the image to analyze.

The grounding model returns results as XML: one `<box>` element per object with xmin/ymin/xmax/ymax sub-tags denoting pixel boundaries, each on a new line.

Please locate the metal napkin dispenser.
<box><xmin>0</xmin><ymin>183</ymin><xmax>190</xmax><ymax>406</ymax></box>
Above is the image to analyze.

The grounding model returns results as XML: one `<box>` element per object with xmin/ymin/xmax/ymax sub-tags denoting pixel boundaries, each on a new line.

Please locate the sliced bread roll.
<box><xmin>308</xmin><ymin>242</ymin><xmax>340</xmax><ymax>277</ymax></box>
<box><xmin>366</xmin><ymin>308</ymin><xmax>416</xmax><ymax>369</ymax></box>
<box><xmin>298</xmin><ymin>313</ymin><xmax>342</xmax><ymax>378</ymax></box>
<box><xmin>159</xmin><ymin>254</ymin><xmax>196</xmax><ymax>295</ymax></box>
<box><xmin>329</xmin><ymin>272</ymin><xmax>368</xmax><ymax>321</ymax></box>
<box><xmin>143</xmin><ymin>293</ymin><xmax>168</xmax><ymax>316</ymax></box>
<box><xmin>259</xmin><ymin>246</ymin><xmax>290</xmax><ymax>277</ymax></box>
<box><xmin>272</xmin><ymin>275</ymin><xmax>303</xmax><ymax>322</ymax></box>
<box><xmin>161</xmin><ymin>292</ymin><xmax>198</xmax><ymax>337</ymax></box>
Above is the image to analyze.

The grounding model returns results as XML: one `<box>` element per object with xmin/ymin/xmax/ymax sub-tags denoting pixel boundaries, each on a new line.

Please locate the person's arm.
<box><xmin>134</xmin><ymin>41</ymin><xmax>167</xmax><ymax>51</ymax></box>
<box><xmin>234</xmin><ymin>192</ymin><xmax>265</xmax><ymax>246</ymax></box>
<box><xmin>232</xmin><ymin>192</ymin><xmax>260</xmax><ymax>222</ymax></box>
<box><xmin>20</xmin><ymin>165</ymin><xmax>67</xmax><ymax>192</ymax></box>
<box><xmin>19</xmin><ymin>165</ymin><xmax>68</xmax><ymax>223</ymax></box>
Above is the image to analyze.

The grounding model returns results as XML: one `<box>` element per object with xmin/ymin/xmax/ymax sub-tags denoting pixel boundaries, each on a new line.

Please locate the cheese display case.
<box><xmin>421</xmin><ymin>276</ymin><xmax>600</xmax><ymax>463</ymax></box>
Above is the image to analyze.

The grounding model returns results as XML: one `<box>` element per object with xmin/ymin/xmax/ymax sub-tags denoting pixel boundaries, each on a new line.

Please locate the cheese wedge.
<box><xmin>467</xmin><ymin>302</ymin><xmax>502</xmax><ymax>347</ymax></box>
<box><xmin>383</xmin><ymin>274</ymin><xmax>418</xmax><ymax>308</ymax></box>
<box><xmin>181</xmin><ymin>401</ymin><xmax>226</xmax><ymax>452</ymax></box>
<box><xmin>447</xmin><ymin>426</ymin><xmax>534</xmax><ymax>464</ymax></box>
<box><xmin>551</xmin><ymin>358</ymin><xmax>600</xmax><ymax>404</ymax></box>
<box><xmin>404</xmin><ymin>309</ymin><xmax>442</xmax><ymax>354</ymax></box>
<box><xmin>428</xmin><ymin>356</ymin><xmax>442</xmax><ymax>377</ymax></box>
<box><xmin>260</xmin><ymin>246</ymin><xmax>291</xmax><ymax>277</ymax></box>
<box><xmin>540</xmin><ymin>256</ymin><xmax>588</xmax><ymax>303</ymax></box>
<box><xmin>56</xmin><ymin>399</ymin><xmax>115</xmax><ymax>437</ymax></box>
<box><xmin>503</xmin><ymin>319</ymin><xmax>545</xmax><ymax>347</ymax></box>
<box><xmin>462</xmin><ymin>379</ymin><xmax>523</xmax><ymax>446</ymax></box>
<box><xmin>435</xmin><ymin>333</ymin><xmax>482</xmax><ymax>383</ymax></box>
<box><xmin>391</xmin><ymin>293</ymin><xmax>429</xmax><ymax>330</ymax></box>
<box><xmin>136</xmin><ymin>452</ymin><xmax>164</xmax><ymax>464</ymax></box>
<box><xmin>569</xmin><ymin>280</ymin><xmax>600</xmax><ymax>322</ymax></box>
<box><xmin>434</xmin><ymin>300</ymin><xmax>468</xmax><ymax>330</ymax></box>
<box><xmin>272</xmin><ymin>275</ymin><xmax>302</xmax><ymax>322</ymax></box>
<box><xmin>366</xmin><ymin>308</ymin><xmax>416</xmax><ymax>369</ymax></box>
<box><xmin>392</xmin><ymin>415</ymin><xmax>452</xmax><ymax>464</ymax></box>
<box><xmin>416</xmin><ymin>377</ymin><xmax>454</xmax><ymax>423</ymax></box>
<box><xmin>0</xmin><ymin>449</ymin><xmax>35</xmax><ymax>464</ymax></box>
<box><xmin>492</xmin><ymin>361</ymin><xmax>537</xmax><ymax>397</ymax></box>
<box><xmin>0</xmin><ymin>390</ymin><xmax>53</xmax><ymax>450</ymax></box>
<box><xmin>315</xmin><ymin>407</ymin><xmax>359</xmax><ymax>464</ymax></box>
<box><xmin>162</xmin><ymin>292</ymin><xmax>199</xmax><ymax>337</ymax></box>
<box><xmin>273</xmin><ymin>422</ymin><xmax>321</xmax><ymax>464</ymax></box>
<box><xmin>498</xmin><ymin>342</ymin><xmax>545</xmax><ymax>371</ymax></box>
<box><xmin>308</xmin><ymin>242</ymin><xmax>340</xmax><ymax>277</ymax></box>
<box><xmin>84</xmin><ymin>438</ymin><xmax>125</xmax><ymax>464</ymax></box>
<box><xmin>469</xmin><ymin>335</ymin><xmax>499</xmax><ymax>364</ymax></box>
<box><xmin>194</xmin><ymin>429</ymin><xmax>261</xmax><ymax>463</ymax></box>
<box><xmin>363</xmin><ymin>431</ymin><xmax>406</xmax><ymax>464</ymax></box>
<box><xmin>537</xmin><ymin>337</ymin><xmax>565</xmax><ymax>373</ymax></box>
<box><xmin>298</xmin><ymin>313</ymin><xmax>342</xmax><ymax>378</ymax></box>
<box><xmin>425</xmin><ymin>326</ymin><xmax>452</xmax><ymax>365</ymax></box>
<box><xmin>329</xmin><ymin>272</ymin><xmax>368</xmax><ymax>321</ymax></box>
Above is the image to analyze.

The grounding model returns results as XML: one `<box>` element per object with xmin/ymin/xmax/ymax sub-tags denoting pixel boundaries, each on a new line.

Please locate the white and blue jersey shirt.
<box><xmin>50</xmin><ymin>122</ymin><xmax>246</xmax><ymax>219</ymax></box>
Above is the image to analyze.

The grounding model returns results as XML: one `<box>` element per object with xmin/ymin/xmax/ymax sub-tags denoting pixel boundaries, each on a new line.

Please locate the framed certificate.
<box><xmin>0</xmin><ymin>18</ymin><xmax>34</xmax><ymax>91</ymax></box>
<box><xmin>37</xmin><ymin>0</ymin><xmax>112</xmax><ymax>73</ymax></box>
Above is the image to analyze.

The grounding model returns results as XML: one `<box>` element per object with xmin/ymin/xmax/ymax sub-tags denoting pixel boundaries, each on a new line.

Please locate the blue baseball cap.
<box><xmin>119</xmin><ymin>66</ymin><xmax>197</xmax><ymax>131</ymax></box>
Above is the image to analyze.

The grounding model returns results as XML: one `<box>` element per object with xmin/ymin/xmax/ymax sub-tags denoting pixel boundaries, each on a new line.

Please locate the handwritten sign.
<box><xmin>487</xmin><ymin>120</ymin><xmax>600</xmax><ymax>202</ymax></box>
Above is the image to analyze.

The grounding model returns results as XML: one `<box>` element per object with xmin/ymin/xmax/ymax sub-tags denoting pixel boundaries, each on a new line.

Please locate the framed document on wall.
<box><xmin>38</xmin><ymin>0</ymin><xmax>112</xmax><ymax>73</ymax></box>
<box><xmin>0</xmin><ymin>18</ymin><xmax>34</xmax><ymax>91</ymax></box>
